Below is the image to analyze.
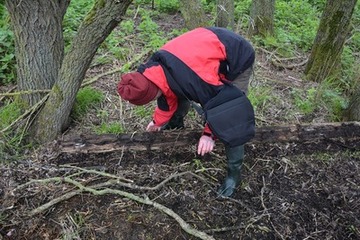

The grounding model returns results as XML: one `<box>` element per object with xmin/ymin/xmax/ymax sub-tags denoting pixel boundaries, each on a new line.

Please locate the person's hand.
<box><xmin>146</xmin><ymin>121</ymin><xmax>162</xmax><ymax>132</ymax></box>
<box><xmin>197</xmin><ymin>135</ymin><xmax>215</xmax><ymax>156</ymax></box>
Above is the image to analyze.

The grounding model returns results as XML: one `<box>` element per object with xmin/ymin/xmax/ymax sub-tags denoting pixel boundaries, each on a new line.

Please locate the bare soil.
<box><xmin>1</xmin><ymin>10</ymin><xmax>360</xmax><ymax>240</ymax></box>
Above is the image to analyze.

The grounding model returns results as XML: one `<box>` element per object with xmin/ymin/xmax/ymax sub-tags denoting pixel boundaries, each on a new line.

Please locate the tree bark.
<box><xmin>179</xmin><ymin>0</ymin><xmax>208</xmax><ymax>30</ymax></box>
<box><xmin>58</xmin><ymin>122</ymin><xmax>360</xmax><ymax>154</ymax></box>
<box><xmin>5</xmin><ymin>0</ymin><xmax>133</xmax><ymax>143</ymax></box>
<box><xmin>5</xmin><ymin>0</ymin><xmax>69</xmax><ymax>107</ymax></box>
<box><xmin>216</xmin><ymin>0</ymin><xmax>234</xmax><ymax>30</ymax></box>
<box><xmin>348</xmin><ymin>86</ymin><xmax>360</xmax><ymax>121</ymax></box>
<box><xmin>304</xmin><ymin>0</ymin><xmax>357</xmax><ymax>82</ymax></box>
<box><xmin>248</xmin><ymin>0</ymin><xmax>275</xmax><ymax>37</ymax></box>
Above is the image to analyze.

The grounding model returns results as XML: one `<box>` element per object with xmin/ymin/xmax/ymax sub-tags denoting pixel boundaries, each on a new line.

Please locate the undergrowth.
<box><xmin>1</xmin><ymin>0</ymin><xmax>360</xmax><ymax>154</ymax></box>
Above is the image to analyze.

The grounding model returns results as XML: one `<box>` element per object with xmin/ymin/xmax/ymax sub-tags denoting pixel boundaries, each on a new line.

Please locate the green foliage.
<box><xmin>234</xmin><ymin>0</ymin><xmax>252</xmax><ymax>29</ymax></box>
<box><xmin>0</xmin><ymin>100</ymin><xmax>23</xmax><ymax>130</ymax></box>
<box><xmin>306</xmin><ymin>0</ymin><xmax>326</xmax><ymax>10</ymax></box>
<box><xmin>98</xmin><ymin>20</ymin><xmax>135</xmax><ymax>63</ymax></box>
<box><xmin>72</xmin><ymin>87</ymin><xmax>104</xmax><ymax>120</ymax></box>
<box><xmin>0</xmin><ymin>100</ymin><xmax>31</xmax><ymax>159</ymax></box>
<box><xmin>192</xmin><ymin>158</ymin><xmax>205</xmax><ymax>171</ymax></box>
<box><xmin>63</xmin><ymin>0</ymin><xmax>94</xmax><ymax>48</ymax></box>
<box><xmin>292</xmin><ymin>88</ymin><xmax>317</xmax><ymax>114</ymax></box>
<box><xmin>247</xmin><ymin>86</ymin><xmax>273</xmax><ymax>111</ymax></box>
<box><xmin>292</xmin><ymin>82</ymin><xmax>348</xmax><ymax>121</ymax></box>
<box><xmin>155</xmin><ymin>0</ymin><xmax>179</xmax><ymax>14</ymax></box>
<box><xmin>338</xmin><ymin>46</ymin><xmax>359</xmax><ymax>93</ymax></box>
<box><xmin>134</xmin><ymin>105</ymin><xmax>153</xmax><ymax>118</ymax></box>
<box><xmin>321</xmin><ymin>88</ymin><xmax>348</xmax><ymax>121</ymax></box>
<box><xmin>0</xmin><ymin>5</ymin><xmax>16</xmax><ymax>84</ymax></box>
<box><xmin>93</xmin><ymin>109</ymin><xmax>124</xmax><ymax>134</ymax></box>
<box><xmin>201</xmin><ymin>0</ymin><xmax>216</xmax><ymax>13</ymax></box>
<box><xmin>134</xmin><ymin>0</ymin><xmax>153</xmax><ymax>5</ymax></box>
<box><xmin>138</xmin><ymin>13</ymin><xmax>167</xmax><ymax>49</ymax></box>
<box><xmin>273</xmin><ymin>1</ymin><xmax>319</xmax><ymax>53</ymax></box>
<box><xmin>349</xmin><ymin>31</ymin><xmax>360</xmax><ymax>53</ymax></box>
<box><xmin>95</xmin><ymin>122</ymin><xmax>124</xmax><ymax>134</ymax></box>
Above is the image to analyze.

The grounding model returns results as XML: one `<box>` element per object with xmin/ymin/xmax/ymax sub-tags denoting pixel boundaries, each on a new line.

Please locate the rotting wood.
<box><xmin>58</xmin><ymin>121</ymin><xmax>360</xmax><ymax>154</ymax></box>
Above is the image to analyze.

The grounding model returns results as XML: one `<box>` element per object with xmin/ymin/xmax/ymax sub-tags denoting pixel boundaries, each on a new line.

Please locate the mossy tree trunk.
<box><xmin>5</xmin><ymin>0</ymin><xmax>68</xmax><ymax>107</ymax></box>
<box><xmin>304</xmin><ymin>0</ymin><xmax>357</xmax><ymax>82</ymax></box>
<box><xmin>179</xmin><ymin>0</ymin><xmax>208</xmax><ymax>30</ymax></box>
<box><xmin>216</xmin><ymin>0</ymin><xmax>234</xmax><ymax>30</ymax></box>
<box><xmin>248</xmin><ymin>0</ymin><xmax>275</xmax><ymax>37</ymax></box>
<box><xmin>348</xmin><ymin>84</ymin><xmax>360</xmax><ymax>121</ymax></box>
<box><xmin>5</xmin><ymin>0</ymin><xmax>133</xmax><ymax>143</ymax></box>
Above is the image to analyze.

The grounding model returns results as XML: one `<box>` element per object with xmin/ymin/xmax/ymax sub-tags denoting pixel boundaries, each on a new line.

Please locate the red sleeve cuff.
<box><xmin>202</xmin><ymin>123</ymin><xmax>217</xmax><ymax>140</ymax></box>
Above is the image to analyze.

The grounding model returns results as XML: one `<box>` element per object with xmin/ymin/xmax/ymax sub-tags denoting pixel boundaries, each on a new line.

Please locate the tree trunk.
<box><xmin>58</xmin><ymin>122</ymin><xmax>360</xmax><ymax>154</ymax></box>
<box><xmin>304</xmin><ymin>0</ymin><xmax>357</xmax><ymax>82</ymax></box>
<box><xmin>179</xmin><ymin>0</ymin><xmax>208</xmax><ymax>30</ymax></box>
<box><xmin>5</xmin><ymin>0</ymin><xmax>132</xmax><ymax>143</ymax></box>
<box><xmin>348</xmin><ymin>85</ymin><xmax>360</xmax><ymax>120</ymax></box>
<box><xmin>248</xmin><ymin>0</ymin><xmax>275</xmax><ymax>37</ymax></box>
<box><xmin>5</xmin><ymin>0</ymin><xmax>69</xmax><ymax>107</ymax></box>
<box><xmin>216</xmin><ymin>0</ymin><xmax>234</xmax><ymax>30</ymax></box>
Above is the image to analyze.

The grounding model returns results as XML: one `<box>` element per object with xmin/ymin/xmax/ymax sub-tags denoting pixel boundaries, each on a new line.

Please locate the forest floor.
<box><xmin>1</xmin><ymin>10</ymin><xmax>360</xmax><ymax>240</ymax></box>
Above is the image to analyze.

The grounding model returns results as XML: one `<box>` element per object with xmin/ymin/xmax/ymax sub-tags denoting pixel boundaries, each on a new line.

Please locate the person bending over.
<box><xmin>118</xmin><ymin>27</ymin><xmax>255</xmax><ymax>197</ymax></box>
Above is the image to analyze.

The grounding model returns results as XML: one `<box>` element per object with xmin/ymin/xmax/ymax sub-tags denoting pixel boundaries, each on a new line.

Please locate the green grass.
<box><xmin>94</xmin><ymin>122</ymin><xmax>124</xmax><ymax>134</ymax></box>
<box><xmin>72</xmin><ymin>87</ymin><xmax>104</xmax><ymax>120</ymax></box>
<box><xmin>134</xmin><ymin>105</ymin><xmax>153</xmax><ymax>118</ymax></box>
<box><xmin>0</xmin><ymin>100</ymin><xmax>23</xmax><ymax>130</ymax></box>
<box><xmin>247</xmin><ymin>86</ymin><xmax>274</xmax><ymax>112</ymax></box>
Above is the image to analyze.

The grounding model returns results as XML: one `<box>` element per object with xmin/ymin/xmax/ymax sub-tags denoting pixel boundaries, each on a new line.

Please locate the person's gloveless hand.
<box><xmin>197</xmin><ymin>135</ymin><xmax>215</xmax><ymax>156</ymax></box>
<box><xmin>146</xmin><ymin>121</ymin><xmax>162</xmax><ymax>132</ymax></box>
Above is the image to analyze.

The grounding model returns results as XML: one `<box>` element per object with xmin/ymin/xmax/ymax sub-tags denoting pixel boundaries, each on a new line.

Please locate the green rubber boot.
<box><xmin>217</xmin><ymin>145</ymin><xmax>244</xmax><ymax>197</ymax></box>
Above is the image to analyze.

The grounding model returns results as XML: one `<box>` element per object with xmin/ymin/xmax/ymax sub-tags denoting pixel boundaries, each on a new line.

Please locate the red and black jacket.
<box><xmin>138</xmin><ymin>27</ymin><xmax>255</xmax><ymax>135</ymax></box>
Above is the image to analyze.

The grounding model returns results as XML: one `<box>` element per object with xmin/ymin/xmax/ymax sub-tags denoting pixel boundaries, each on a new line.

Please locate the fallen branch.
<box><xmin>16</xmin><ymin>172</ymin><xmax>215</xmax><ymax>240</ymax></box>
<box><xmin>57</xmin><ymin>121</ymin><xmax>360</xmax><ymax>154</ymax></box>
<box><xmin>0</xmin><ymin>86</ymin><xmax>16</xmax><ymax>102</ymax></box>
<box><xmin>79</xmin><ymin>186</ymin><xmax>215</xmax><ymax>240</ymax></box>
<box><xmin>271</xmin><ymin>58</ymin><xmax>308</xmax><ymax>70</ymax></box>
<box><xmin>0</xmin><ymin>89</ymin><xmax>51</xmax><ymax>97</ymax></box>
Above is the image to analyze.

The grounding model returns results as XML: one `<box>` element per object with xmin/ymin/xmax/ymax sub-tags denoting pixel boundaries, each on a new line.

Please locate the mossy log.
<box><xmin>58</xmin><ymin>122</ymin><xmax>360</xmax><ymax>154</ymax></box>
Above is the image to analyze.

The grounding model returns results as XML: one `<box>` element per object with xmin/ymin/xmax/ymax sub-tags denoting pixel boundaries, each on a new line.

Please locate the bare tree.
<box><xmin>248</xmin><ymin>0</ymin><xmax>275</xmax><ymax>37</ymax></box>
<box><xmin>5</xmin><ymin>0</ymin><xmax>133</xmax><ymax>143</ymax></box>
<box><xmin>216</xmin><ymin>0</ymin><xmax>234</xmax><ymax>30</ymax></box>
<box><xmin>304</xmin><ymin>0</ymin><xmax>357</xmax><ymax>82</ymax></box>
<box><xmin>179</xmin><ymin>0</ymin><xmax>208</xmax><ymax>30</ymax></box>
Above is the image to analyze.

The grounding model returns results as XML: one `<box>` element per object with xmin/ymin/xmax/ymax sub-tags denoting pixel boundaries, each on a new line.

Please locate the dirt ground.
<box><xmin>1</xmin><ymin>9</ymin><xmax>360</xmax><ymax>240</ymax></box>
<box><xmin>1</xmin><ymin>140</ymin><xmax>360</xmax><ymax>240</ymax></box>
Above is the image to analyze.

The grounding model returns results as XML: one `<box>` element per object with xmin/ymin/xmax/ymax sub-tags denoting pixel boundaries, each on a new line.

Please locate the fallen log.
<box><xmin>58</xmin><ymin>121</ymin><xmax>360</xmax><ymax>154</ymax></box>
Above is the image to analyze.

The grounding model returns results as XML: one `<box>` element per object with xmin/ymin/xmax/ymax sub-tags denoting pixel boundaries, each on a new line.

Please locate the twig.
<box><xmin>60</xmin><ymin>165</ymin><xmax>214</xmax><ymax>192</ymax></box>
<box><xmin>271</xmin><ymin>58</ymin><xmax>308</xmax><ymax>70</ymax></box>
<box><xmin>0</xmin><ymin>89</ymin><xmax>51</xmax><ymax>97</ymax></box>
<box><xmin>59</xmin><ymin>164</ymin><xmax>134</xmax><ymax>183</ymax></box>
<box><xmin>0</xmin><ymin>86</ymin><xmax>16</xmax><ymax>102</ymax></box>
<box><xmin>260</xmin><ymin>176</ymin><xmax>267</xmax><ymax>211</ymax></box>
